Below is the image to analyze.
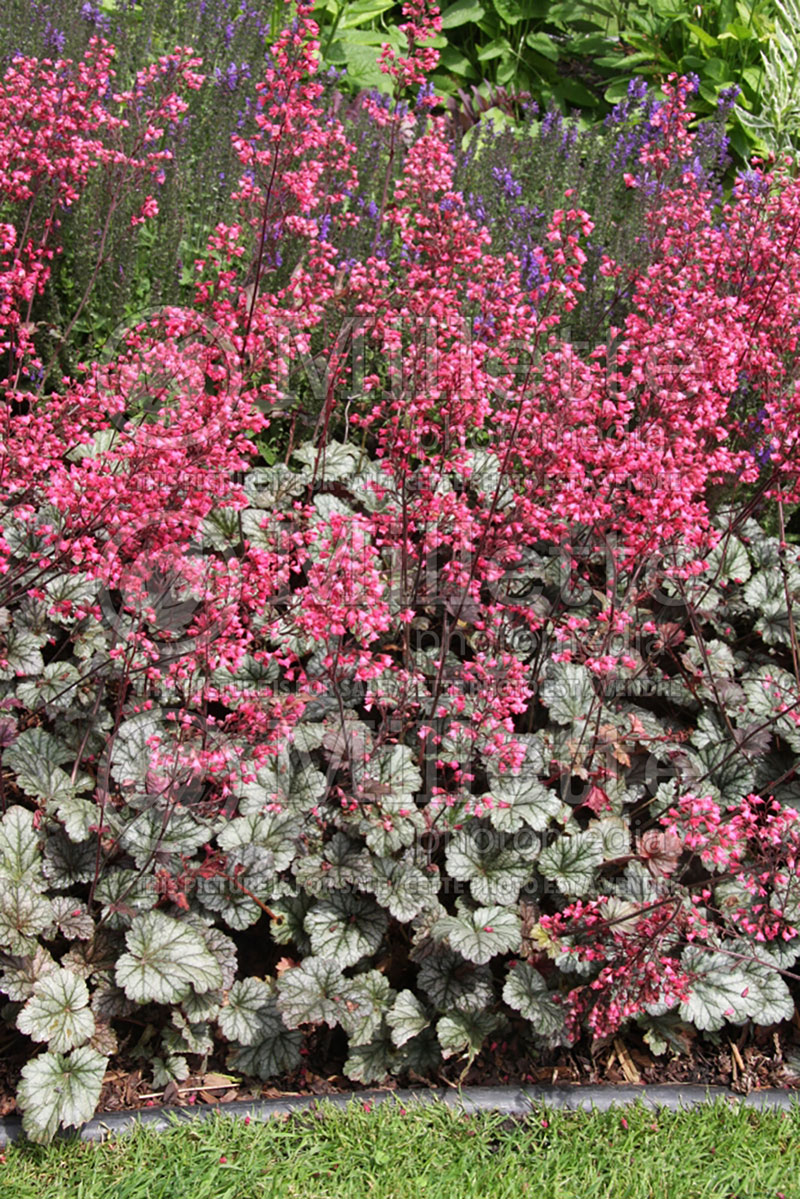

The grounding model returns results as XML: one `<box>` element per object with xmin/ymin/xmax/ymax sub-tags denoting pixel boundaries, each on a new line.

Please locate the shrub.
<box><xmin>1</xmin><ymin>0</ymin><xmax>800</xmax><ymax>1143</ymax></box>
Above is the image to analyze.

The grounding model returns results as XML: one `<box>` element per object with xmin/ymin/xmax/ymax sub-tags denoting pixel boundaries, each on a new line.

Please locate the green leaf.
<box><xmin>387</xmin><ymin>989</ymin><xmax>431</xmax><ymax>1047</ymax></box>
<box><xmin>440</xmin><ymin>0</ymin><xmax>486</xmax><ymax>29</ymax></box>
<box><xmin>116</xmin><ymin>912</ymin><xmax>223</xmax><ymax>1005</ymax></box>
<box><xmin>432</xmin><ymin>903</ymin><xmax>521</xmax><ymax>965</ymax></box>
<box><xmin>0</xmin><ymin>805</ymin><xmax>42</xmax><ymax>881</ymax></box>
<box><xmin>335</xmin><ymin>0</ymin><xmax>396</xmax><ymax>28</ymax></box>
<box><xmin>17</xmin><ymin>968</ymin><xmax>95</xmax><ymax>1053</ymax></box>
<box><xmin>477</xmin><ymin>36</ymin><xmax>513</xmax><ymax>63</ymax></box>
<box><xmin>276</xmin><ymin>957</ymin><xmax>348</xmax><ymax>1029</ymax></box>
<box><xmin>437</xmin><ymin>1010</ymin><xmax>501</xmax><ymax>1063</ymax></box>
<box><xmin>18</xmin><ymin>1046</ymin><xmax>107</xmax><ymax>1144</ymax></box>
<box><xmin>684</xmin><ymin>20</ymin><xmax>718</xmax><ymax>47</ymax></box>
<box><xmin>538</xmin><ymin>831</ymin><xmax>603</xmax><ymax>897</ymax></box>
<box><xmin>526</xmin><ymin>30</ymin><xmax>561</xmax><ymax>61</ymax></box>
<box><xmin>502</xmin><ymin>962</ymin><xmax>566</xmax><ymax>1040</ymax></box>
<box><xmin>493</xmin><ymin>0</ymin><xmax>527</xmax><ymax>22</ymax></box>
<box><xmin>304</xmin><ymin>892</ymin><xmax>387</xmax><ymax>968</ymax></box>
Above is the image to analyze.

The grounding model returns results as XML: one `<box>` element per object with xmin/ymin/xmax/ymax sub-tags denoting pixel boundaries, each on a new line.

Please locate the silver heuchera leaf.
<box><xmin>432</xmin><ymin>903</ymin><xmax>521</xmax><ymax>965</ymax></box>
<box><xmin>417</xmin><ymin>947</ymin><xmax>495</xmax><ymax>1014</ymax></box>
<box><xmin>43</xmin><ymin>831</ymin><xmax>97</xmax><ymax>888</ymax></box>
<box><xmin>292</xmin><ymin>439</ymin><xmax>360</xmax><ymax>482</ymax></box>
<box><xmin>0</xmin><ymin>872</ymin><xmax>54</xmax><ymax>954</ymax></box>
<box><xmin>737</xmin><ymin>959</ymin><xmax>795</xmax><ymax>1026</ymax></box>
<box><xmin>108</xmin><ymin>711</ymin><xmax>163</xmax><ymax>790</ymax></box>
<box><xmin>17</xmin><ymin>968</ymin><xmax>95</xmax><ymax>1053</ymax></box>
<box><xmin>386</xmin><ymin>989</ymin><xmax>431</xmax><ymax>1048</ymax></box>
<box><xmin>502</xmin><ymin>962</ymin><xmax>566</xmax><ymax>1040</ymax></box>
<box><xmin>151</xmin><ymin>1055</ymin><xmax>190</xmax><ymax>1088</ymax></box>
<box><xmin>228</xmin><ymin>998</ymin><xmax>303</xmax><ymax>1082</ymax></box>
<box><xmin>219</xmin><ymin>977</ymin><xmax>274</xmax><ymax>1046</ymax></box>
<box><xmin>304</xmin><ymin>892</ymin><xmax>387</xmax><ymax>968</ymax></box>
<box><xmin>541</xmin><ymin>662</ymin><xmax>597</xmax><ymax>725</ymax></box>
<box><xmin>445</xmin><ymin>826</ymin><xmax>533</xmax><ymax>905</ymax></box>
<box><xmin>352</xmin><ymin>743</ymin><xmax>422</xmax><ymax>803</ymax></box>
<box><xmin>16</xmin><ymin>662</ymin><xmax>81</xmax><ymax>711</ymax></box>
<box><xmin>485</xmin><ymin>772</ymin><xmax>561</xmax><ymax>834</ymax></box>
<box><xmin>679</xmin><ymin>947</ymin><xmax>751</xmax><ymax>1031</ymax></box>
<box><xmin>337</xmin><ymin>971</ymin><xmax>393</xmax><ymax>1044</ymax></box>
<box><xmin>0</xmin><ymin>627</ymin><xmax>43</xmax><ymax>679</ymax></box>
<box><xmin>182</xmin><ymin>989</ymin><xmax>222</xmax><ymax>1024</ymax></box>
<box><xmin>163</xmin><ymin>1012</ymin><xmax>213</xmax><ymax>1057</ymax></box>
<box><xmin>217</xmin><ymin>810</ymin><xmax>302</xmax><ymax>872</ymax></box>
<box><xmin>17</xmin><ymin>1046</ymin><xmax>107</xmax><ymax>1144</ymax></box>
<box><xmin>0</xmin><ymin>805</ymin><xmax>42</xmax><ymax>881</ymax></box>
<box><xmin>198</xmin><ymin>844</ymin><xmax>278</xmax><ymax>931</ymax></box>
<box><xmin>276</xmin><ymin>957</ymin><xmax>347</xmax><ymax>1029</ymax></box>
<box><xmin>344</xmin><ymin>1029</ymin><xmax>396</xmax><ymax>1084</ymax></box>
<box><xmin>437</xmin><ymin>1010</ymin><xmax>503</xmax><ymax>1063</ymax></box>
<box><xmin>114</xmin><ymin>806</ymin><xmax>210</xmax><ymax>869</ymax></box>
<box><xmin>369</xmin><ymin>853</ymin><xmax>440</xmax><ymax>922</ymax></box>
<box><xmin>293</xmin><ymin>833</ymin><xmax>373</xmax><ymax>897</ymax></box>
<box><xmin>52</xmin><ymin>794</ymin><xmax>98</xmax><ymax>845</ymax></box>
<box><xmin>3</xmin><ymin>729</ymin><xmax>73</xmax><ymax>804</ymax></box>
<box><xmin>116</xmin><ymin>911</ymin><xmax>224</xmax><ymax>1005</ymax></box>
<box><xmin>47</xmin><ymin>897</ymin><xmax>94</xmax><ymax>941</ymax></box>
<box><xmin>0</xmin><ymin>946</ymin><xmax>59</xmax><ymax>1002</ymax></box>
<box><xmin>94</xmin><ymin>868</ymin><xmax>158</xmax><ymax>930</ymax></box>
<box><xmin>538</xmin><ymin>831</ymin><xmax>603</xmax><ymax>897</ymax></box>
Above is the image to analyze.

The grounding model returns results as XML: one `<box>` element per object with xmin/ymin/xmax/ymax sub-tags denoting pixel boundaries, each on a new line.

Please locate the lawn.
<box><xmin>2</xmin><ymin>1099</ymin><xmax>798</xmax><ymax>1199</ymax></box>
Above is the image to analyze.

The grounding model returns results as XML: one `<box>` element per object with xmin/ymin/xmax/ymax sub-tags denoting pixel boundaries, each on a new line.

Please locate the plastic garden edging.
<box><xmin>0</xmin><ymin>1084</ymin><xmax>797</xmax><ymax>1146</ymax></box>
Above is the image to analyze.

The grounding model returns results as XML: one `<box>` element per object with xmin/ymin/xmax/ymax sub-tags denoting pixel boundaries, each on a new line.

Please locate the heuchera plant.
<box><xmin>1</xmin><ymin>0</ymin><xmax>800</xmax><ymax>1142</ymax></box>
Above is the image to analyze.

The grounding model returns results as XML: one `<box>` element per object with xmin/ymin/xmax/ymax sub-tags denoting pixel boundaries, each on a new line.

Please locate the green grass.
<box><xmin>1</xmin><ymin>1098</ymin><xmax>798</xmax><ymax>1199</ymax></box>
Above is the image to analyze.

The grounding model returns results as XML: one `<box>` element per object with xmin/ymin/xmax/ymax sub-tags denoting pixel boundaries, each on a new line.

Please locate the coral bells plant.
<box><xmin>3</xmin><ymin>0</ymin><xmax>800</xmax><ymax>1142</ymax></box>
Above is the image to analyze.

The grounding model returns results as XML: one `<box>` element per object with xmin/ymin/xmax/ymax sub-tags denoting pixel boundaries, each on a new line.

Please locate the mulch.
<box><xmin>2</xmin><ymin>1020</ymin><xmax>797</xmax><ymax>1121</ymax></box>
